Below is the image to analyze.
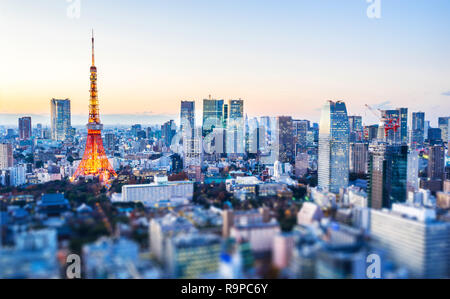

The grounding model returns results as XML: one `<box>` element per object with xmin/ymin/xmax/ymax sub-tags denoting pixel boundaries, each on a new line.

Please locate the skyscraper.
<box><xmin>428</xmin><ymin>145</ymin><xmax>445</xmax><ymax>180</ymax></box>
<box><xmin>348</xmin><ymin>116</ymin><xmax>363</xmax><ymax>142</ymax></box>
<box><xmin>438</xmin><ymin>117</ymin><xmax>449</xmax><ymax>143</ymax></box>
<box><xmin>364</xmin><ymin>124</ymin><xmax>379</xmax><ymax>142</ymax></box>
<box><xmin>276</xmin><ymin>116</ymin><xmax>295</xmax><ymax>164</ymax></box>
<box><xmin>180</xmin><ymin>101</ymin><xmax>195</xmax><ymax>138</ymax></box>
<box><xmin>407</xmin><ymin>150</ymin><xmax>420</xmax><ymax>192</ymax></box>
<box><xmin>0</xmin><ymin>143</ymin><xmax>13</xmax><ymax>169</ymax></box>
<box><xmin>380</xmin><ymin>108</ymin><xmax>408</xmax><ymax>144</ymax></box>
<box><xmin>202</xmin><ymin>96</ymin><xmax>224</xmax><ymax>138</ymax></box>
<box><xmin>292</xmin><ymin>119</ymin><xmax>309</xmax><ymax>154</ymax></box>
<box><xmin>411</xmin><ymin>112</ymin><xmax>425</xmax><ymax>148</ymax></box>
<box><xmin>318</xmin><ymin>101</ymin><xmax>350</xmax><ymax>193</ymax></box>
<box><xmin>161</xmin><ymin>120</ymin><xmax>176</xmax><ymax>147</ymax></box>
<box><xmin>349</xmin><ymin>142</ymin><xmax>368</xmax><ymax>175</ymax></box>
<box><xmin>36</xmin><ymin>123</ymin><xmax>43</xmax><ymax>139</ymax></box>
<box><xmin>18</xmin><ymin>117</ymin><xmax>32</xmax><ymax>140</ymax></box>
<box><xmin>226</xmin><ymin>99</ymin><xmax>244</xmax><ymax>155</ymax></box>
<box><xmin>427</xmin><ymin>128</ymin><xmax>442</xmax><ymax>145</ymax></box>
<box><xmin>50</xmin><ymin>98</ymin><xmax>71</xmax><ymax>141</ymax></box>
<box><xmin>180</xmin><ymin>102</ymin><xmax>202</xmax><ymax>168</ymax></box>
<box><xmin>368</xmin><ymin>144</ymin><xmax>408</xmax><ymax>209</ymax></box>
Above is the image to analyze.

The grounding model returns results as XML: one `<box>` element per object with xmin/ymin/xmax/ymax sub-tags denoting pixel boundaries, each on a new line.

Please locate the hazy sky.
<box><xmin>0</xmin><ymin>0</ymin><xmax>449</xmax><ymax>126</ymax></box>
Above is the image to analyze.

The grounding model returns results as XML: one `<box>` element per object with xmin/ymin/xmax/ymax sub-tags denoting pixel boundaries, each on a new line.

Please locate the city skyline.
<box><xmin>1</xmin><ymin>0</ymin><xmax>450</xmax><ymax>126</ymax></box>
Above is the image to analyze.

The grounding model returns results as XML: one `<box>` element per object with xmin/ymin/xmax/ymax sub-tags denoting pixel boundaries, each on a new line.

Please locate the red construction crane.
<box><xmin>365</xmin><ymin>104</ymin><xmax>400</xmax><ymax>137</ymax></box>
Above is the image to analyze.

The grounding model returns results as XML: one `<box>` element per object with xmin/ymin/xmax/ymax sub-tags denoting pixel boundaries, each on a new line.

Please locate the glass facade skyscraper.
<box><xmin>50</xmin><ymin>98</ymin><xmax>71</xmax><ymax>141</ymax></box>
<box><xmin>380</xmin><ymin>108</ymin><xmax>408</xmax><ymax>144</ymax></box>
<box><xmin>411</xmin><ymin>112</ymin><xmax>425</xmax><ymax>148</ymax></box>
<box><xmin>180</xmin><ymin>101</ymin><xmax>195</xmax><ymax>138</ymax></box>
<box><xmin>318</xmin><ymin>101</ymin><xmax>350</xmax><ymax>193</ymax></box>
<box><xmin>226</xmin><ymin>99</ymin><xmax>244</xmax><ymax>155</ymax></box>
<box><xmin>180</xmin><ymin>101</ymin><xmax>202</xmax><ymax>167</ymax></box>
<box><xmin>368</xmin><ymin>144</ymin><xmax>408</xmax><ymax>209</ymax></box>
<box><xmin>202</xmin><ymin>97</ymin><xmax>224</xmax><ymax>138</ymax></box>
<box><xmin>438</xmin><ymin>117</ymin><xmax>449</xmax><ymax>143</ymax></box>
<box><xmin>348</xmin><ymin>115</ymin><xmax>363</xmax><ymax>142</ymax></box>
<box><xmin>292</xmin><ymin>119</ymin><xmax>309</xmax><ymax>154</ymax></box>
<box><xmin>276</xmin><ymin>116</ymin><xmax>295</xmax><ymax>164</ymax></box>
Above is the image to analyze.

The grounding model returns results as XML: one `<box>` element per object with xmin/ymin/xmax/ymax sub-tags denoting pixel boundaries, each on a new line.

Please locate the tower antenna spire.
<box><xmin>91</xmin><ymin>29</ymin><xmax>95</xmax><ymax>65</ymax></box>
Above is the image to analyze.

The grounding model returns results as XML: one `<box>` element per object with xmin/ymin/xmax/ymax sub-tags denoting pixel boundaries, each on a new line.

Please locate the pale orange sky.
<box><xmin>1</xmin><ymin>0</ymin><xmax>449</xmax><ymax>126</ymax></box>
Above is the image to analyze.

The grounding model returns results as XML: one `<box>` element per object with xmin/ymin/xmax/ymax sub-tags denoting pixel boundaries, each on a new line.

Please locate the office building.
<box><xmin>50</xmin><ymin>98</ymin><xmax>71</xmax><ymax>141</ymax></box>
<box><xmin>368</xmin><ymin>144</ymin><xmax>408</xmax><ymax>209</ymax></box>
<box><xmin>411</xmin><ymin>112</ymin><xmax>425</xmax><ymax>148</ymax></box>
<box><xmin>348</xmin><ymin>116</ymin><xmax>363</xmax><ymax>142</ymax></box>
<box><xmin>438</xmin><ymin>117</ymin><xmax>450</xmax><ymax>143</ymax></box>
<box><xmin>380</xmin><ymin>108</ymin><xmax>408</xmax><ymax>144</ymax></box>
<box><xmin>104</xmin><ymin>133</ymin><xmax>116</xmax><ymax>151</ymax></box>
<box><xmin>427</xmin><ymin>128</ymin><xmax>442</xmax><ymax>145</ymax></box>
<box><xmin>349</xmin><ymin>142</ymin><xmax>368</xmax><ymax>175</ymax></box>
<box><xmin>428</xmin><ymin>145</ymin><xmax>445</xmax><ymax>180</ymax></box>
<box><xmin>293</xmin><ymin>119</ymin><xmax>310</xmax><ymax>154</ymax></box>
<box><xmin>161</xmin><ymin>120</ymin><xmax>176</xmax><ymax>147</ymax></box>
<box><xmin>0</xmin><ymin>143</ymin><xmax>13</xmax><ymax>169</ymax></box>
<box><xmin>230</xmin><ymin>219</ymin><xmax>280</xmax><ymax>253</ymax></box>
<box><xmin>226</xmin><ymin>99</ymin><xmax>245</xmax><ymax>155</ymax></box>
<box><xmin>370</xmin><ymin>204</ymin><xmax>450</xmax><ymax>278</ymax></box>
<box><xmin>180</xmin><ymin>101</ymin><xmax>202</xmax><ymax>167</ymax></box>
<box><xmin>180</xmin><ymin>101</ymin><xmax>195</xmax><ymax>138</ymax></box>
<box><xmin>149</xmin><ymin>214</ymin><xmax>197</xmax><ymax>264</ymax></box>
<box><xmin>202</xmin><ymin>96</ymin><xmax>224</xmax><ymax>137</ymax></box>
<box><xmin>276</xmin><ymin>116</ymin><xmax>295</xmax><ymax>164</ymax></box>
<box><xmin>295</xmin><ymin>153</ymin><xmax>309</xmax><ymax>178</ymax></box>
<box><xmin>318</xmin><ymin>101</ymin><xmax>350</xmax><ymax>193</ymax></box>
<box><xmin>18</xmin><ymin>117</ymin><xmax>32</xmax><ymax>140</ymax></box>
<box><xmin>364</xmin><ymin>125</ymin><xmax>378</xmax><ymax>142</ymax></box>
<box><xmin>121</xmin><ymin>176</ymin><xmax>194</xmax><ymax>207</ymax></box>
<box><xmin>36</xmin><ymin>123</ymin><xmax>43</xmax><ymax>139</ymax></box>
<box><xmin>407</xmin><ymin>150</ymin><xmax>420</xmax><ymax>192</ymax></box>
<box><xmin>167</xmin><ymin>233</ymin><xmax>221</xmax><ymax>279</ymax></box>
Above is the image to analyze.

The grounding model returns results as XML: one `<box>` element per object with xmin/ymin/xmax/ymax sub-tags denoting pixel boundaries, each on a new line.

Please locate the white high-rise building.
<box><xmin>0</xmin><ymin>143</ymin><xmax>13</xmax><ymax>169</ymax></box>
<box><xmin>225</xmin><ymin>99</ymin><xmax>245</xmax><ymax>156</ymax></box>
<box><xmin>370</xmin><ymin>204</ymin><xmax>450</xmax><ymax>278</ymax></box>
<box><xmin>10</xmin><ymin>164</ymin><xmax>27</xmax><ymax>187</ymax></box>
<box><xmin>407</xmin><ymin>150</ymin><xmax>420</xmax><ymax>192</ymax></box>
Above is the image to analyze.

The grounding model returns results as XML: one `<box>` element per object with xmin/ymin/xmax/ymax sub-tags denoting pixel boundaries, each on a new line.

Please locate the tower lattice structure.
<box><xmin>72</xmin><ymin>32</ymin><xmax>117</xmax><ymax>183</ymax></box>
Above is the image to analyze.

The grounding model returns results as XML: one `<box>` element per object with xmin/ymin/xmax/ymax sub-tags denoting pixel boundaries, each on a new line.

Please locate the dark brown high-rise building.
<box><xmin>277</xmin><ymin>116</ymin><xmax>294</xmax><ymax>164</ymax></box>
<box><xmin>428</xmin><ymin>145</ymin><xmax>445</xmax><ymax>180</ymax></box>
<box><xmin>18</xmin><ymin>117</ymin><xmax>32</xmax><ymax>140</ymax></box>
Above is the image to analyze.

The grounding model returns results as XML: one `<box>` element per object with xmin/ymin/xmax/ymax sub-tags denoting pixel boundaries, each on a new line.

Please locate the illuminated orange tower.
<box><xmin>72</xmin><ymin>31</ymin><xmax>117</xmax><ymax>183</ymax></box>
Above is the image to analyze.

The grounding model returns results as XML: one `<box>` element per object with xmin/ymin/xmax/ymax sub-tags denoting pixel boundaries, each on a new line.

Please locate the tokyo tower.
<box><xmin>71</xmin><ymin>31</ymin><xmax>117</xmax><ymax>183</ymax></box>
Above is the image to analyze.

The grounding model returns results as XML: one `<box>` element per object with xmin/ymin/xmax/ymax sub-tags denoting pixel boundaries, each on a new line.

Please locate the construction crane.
<box><xmin>365</xmin><ymin>104</ymin><xmax>400</xmax><ymax>137</ymax></box>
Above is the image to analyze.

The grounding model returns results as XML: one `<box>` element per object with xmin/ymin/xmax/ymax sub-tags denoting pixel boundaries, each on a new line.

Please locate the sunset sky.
<box><xmin>0</xmin><ymin>0</ymin><xmax>449</xmax><ymax>126</ymax></box>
